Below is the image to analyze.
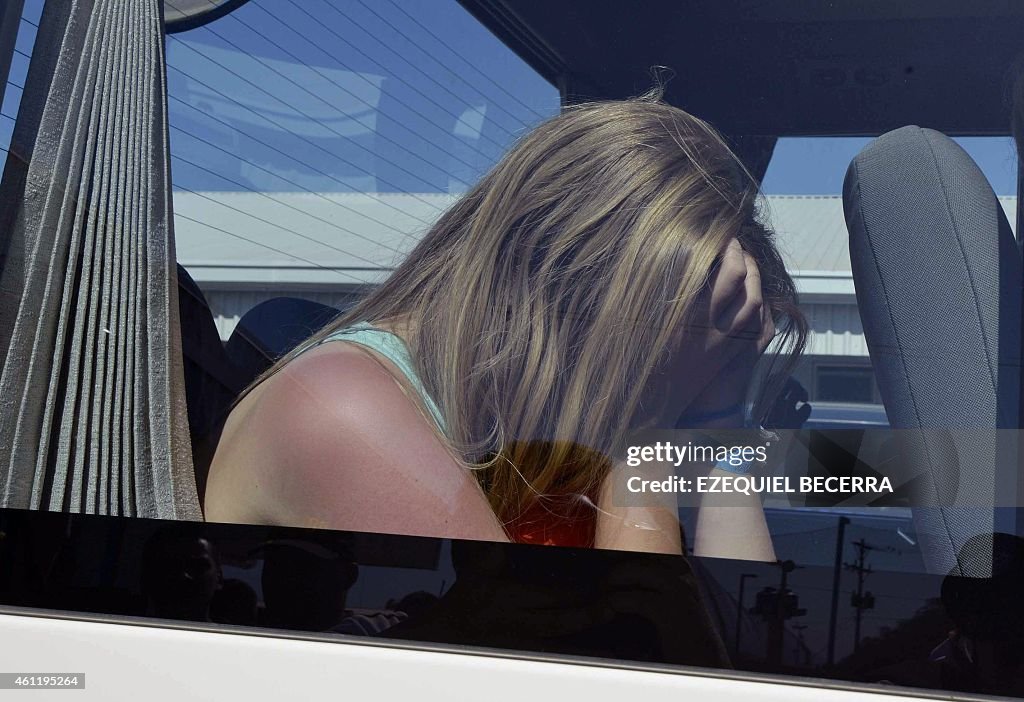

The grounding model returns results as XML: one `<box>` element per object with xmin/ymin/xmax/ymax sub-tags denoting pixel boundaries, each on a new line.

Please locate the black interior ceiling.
<box><xmin>458</xmin><ymin>0</ymin><xmax>1024</xmax><ymax>137</ymax></box>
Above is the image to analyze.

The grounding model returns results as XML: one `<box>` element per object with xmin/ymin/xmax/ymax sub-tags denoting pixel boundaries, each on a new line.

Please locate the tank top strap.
<box><xmin>303</xmin><ymin>321</ymin><xmax>446</xmax><ymax>433</ymax></box>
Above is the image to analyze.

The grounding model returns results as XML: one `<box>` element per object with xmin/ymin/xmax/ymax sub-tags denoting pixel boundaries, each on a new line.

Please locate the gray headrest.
<box><xmin>844</xmin><ymin>126</ymin><xmax>1021</xmax><ymax>575</ymax></box>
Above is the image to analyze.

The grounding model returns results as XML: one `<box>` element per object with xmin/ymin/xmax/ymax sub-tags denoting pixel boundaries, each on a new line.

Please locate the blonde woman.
<box><xmin>204</xmin><ymin>97</ymin><xmax>806</xmax><ymax>562</ymax></box>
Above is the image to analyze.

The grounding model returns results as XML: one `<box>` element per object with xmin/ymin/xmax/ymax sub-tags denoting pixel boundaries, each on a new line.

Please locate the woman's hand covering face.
<box><xmin>662</xmin><ymin>238</ymin><xmax>776</xmax><ymax>424</ymax></box>
<box><xmin>707</xmin><ymin>237</ymin><xmax>776</xmax><ymax>356</ymax></box>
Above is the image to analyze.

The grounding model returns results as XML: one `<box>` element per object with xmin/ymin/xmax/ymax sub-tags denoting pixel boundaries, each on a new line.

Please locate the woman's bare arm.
<box><xmin>596</xmin><ymin>239</ymin><xmax>777</xmax><ymax>560</ymax></box>
<box><xmin>593</xmin><ymin>448</ymin><xmax>774</xmax><ymax>562</ymax></box>
<box><xmin>204</xmin><ymin>343</ymin><xmax>508</xmax><ymax>543</ymax></box>
<box><xmin>594</xmin><ymin>459</ymin><xmax>683</xmax><ymax>555</ymax></box>
<box><xmin>692</xmin><ymin>468</ymin><xmax>775</xmax><ymax>562</ymax></box>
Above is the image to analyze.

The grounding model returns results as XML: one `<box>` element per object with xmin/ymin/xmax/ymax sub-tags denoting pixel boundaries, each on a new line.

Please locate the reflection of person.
<box><xmin>210</xmin><ymin>578</ymin><xmax>258</xmax><ymax>626</ymax></box>
<box><xmin>934</xmin><ymin>533</ymin><xmax>1024</xmax><ymax>695</ymax></box>
<box><xmin>258</xmin><ymin>538</ymin><xmax>357</xmax><ymax>631</ymax></box>
<box><xmin>205</xmin><ymin>94</ymin><xmax>806</xmax><ymax>559</ymax></box>
<box><xmin>386</xmin><ymin>539</ymin><xmax>730</xmax><ymax>669</ymax></box>
<box><xmin>140</xmin><ymin>526</ymin><xmax>222</xmax><ymax>621</ymax></box>
<box><xmin>256</xmin><ymin>536</ymin><xmax>409</xmax><ymax>636</ymax></box>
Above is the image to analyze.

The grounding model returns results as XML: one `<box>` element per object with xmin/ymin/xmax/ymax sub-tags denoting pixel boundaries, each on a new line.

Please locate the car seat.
<box><xmin>844</xmin><ymin>126</ymin><xmax>1022</xmax><ymax>576</ymax></box>
<box><xmin>224</xmin><ymin>296</ymin><xmax>342</xmax><ymax>389</ymax></box>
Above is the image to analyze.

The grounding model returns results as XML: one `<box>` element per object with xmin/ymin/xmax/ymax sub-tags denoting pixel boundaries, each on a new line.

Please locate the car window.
<box><xmin>167</xmin><ymin>0</ymin><xmax>559</xmax><ymax>342</ymax></box>
<box><xmin>3</xmin><ymin>1</ymin><xmax>1024</xmax><ymax>700</ymax></box>
<box><xmin>0</xmin><ymin>0</ymin><xmax>41</xmax><ymax>172</ymax></box>
<box><xmin>762</xmin><ymin>136</ymin><xmax>1019</xmax><ymax>197</ymax></box>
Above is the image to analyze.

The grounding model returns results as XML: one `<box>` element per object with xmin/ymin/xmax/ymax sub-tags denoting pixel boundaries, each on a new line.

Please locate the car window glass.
<box><xmin>0</xmin><ymin>0</ymin><xmax>42</xmax><ymax>172</ymax></box>
<box><xmin>3</xmin><ymin>1</ymin><xmax>1024</xmax><ymax>699</ymax></box>
<box><xmin>167</xmin><ymin>0</ymin><xmax>559</xmax><ymax>344</ymax></box>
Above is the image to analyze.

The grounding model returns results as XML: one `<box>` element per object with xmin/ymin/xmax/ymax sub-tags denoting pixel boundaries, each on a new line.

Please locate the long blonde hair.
<box><xmin>249</xmin><ymin>95</ymin><xmax>806</xmax><ymax>527</ymax></box>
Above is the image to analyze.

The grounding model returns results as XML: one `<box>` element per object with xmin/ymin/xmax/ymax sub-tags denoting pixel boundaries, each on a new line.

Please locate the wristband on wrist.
<box><xmin>713</xmin><ymin>456</ymin><xmax>753</xmax><ymax>475</ymax></box>
<box><xmin>690</xmin><ymin>416</ymin><xmax>760</xmax><ymax>475</ymax></box>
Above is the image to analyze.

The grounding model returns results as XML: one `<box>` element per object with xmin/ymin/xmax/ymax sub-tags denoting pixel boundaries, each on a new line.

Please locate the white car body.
<box><xmin>0</xmin><ymin>610</ymin><xmax>939</xmax><ymax>702</ymax></box>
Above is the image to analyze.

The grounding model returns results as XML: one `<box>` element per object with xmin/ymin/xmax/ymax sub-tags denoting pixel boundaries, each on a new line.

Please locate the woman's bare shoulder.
<box><xmin>245</xmin><ymin>341</ymin><xmax>427</xmax><ymax>440</ymax></box>
<box><xmin>204</xmin><ymin>341</ymin><xmax>507</xmax><ymax>541</ymax></box>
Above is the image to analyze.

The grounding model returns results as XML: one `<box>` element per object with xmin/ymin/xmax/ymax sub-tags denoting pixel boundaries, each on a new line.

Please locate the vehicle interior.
<box><xmin>456</xmin><ymin>0</ymin><xmax>1024</xmax><ymax>579</ymax></box>
<box><xmin>161</xmin><ymin>0</ymin><xmax>1024</xmax><ymax>577</ymax></box>
<box><xmin>2</xmin><ymin>0</ymin><xmax>1024</xmax><ymax>695</ymax></box>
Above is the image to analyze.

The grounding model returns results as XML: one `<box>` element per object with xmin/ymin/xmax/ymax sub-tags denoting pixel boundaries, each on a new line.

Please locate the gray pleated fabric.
<box><xmin>0</xmin><ymin>0</ymin><xmax>201</xmax><ymax>519</ymax></box>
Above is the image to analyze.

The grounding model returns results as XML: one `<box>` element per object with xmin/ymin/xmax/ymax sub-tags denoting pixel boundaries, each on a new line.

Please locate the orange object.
<box><xmin>505</xmin><ymin>494</ymin><xmax>596</xmax><ymax>548</ymax></box>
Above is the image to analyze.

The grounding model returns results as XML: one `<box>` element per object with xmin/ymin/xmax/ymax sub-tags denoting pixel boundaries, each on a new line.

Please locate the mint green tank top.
<box><xmin>305</xmin><ymin>322</ymin><xmax>446</xmax><ymax>432</ymax></box>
